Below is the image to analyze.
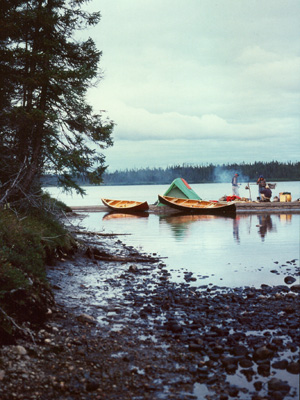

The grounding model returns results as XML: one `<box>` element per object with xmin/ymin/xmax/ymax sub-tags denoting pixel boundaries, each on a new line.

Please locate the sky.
<box><xmin>83</xmin><ymin>0</ymin><xmax>300</xmax><ymax>172</ymax></box>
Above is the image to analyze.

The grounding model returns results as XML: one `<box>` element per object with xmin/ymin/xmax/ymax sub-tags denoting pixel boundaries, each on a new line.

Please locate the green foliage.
<box><xmin>0</xmin><ymin>205</ymin><xmax>75</xmax><ymax>294</ymax></box>
<box><xmin>40</xmin><ymin>191</ymin><xmax>72</xmax><ymax>213</ymax></box>
<box><xmin>0</xmin><ymin>262</ymin><xmax>28</xmax><ymax>293</ymax></box>
<box><xmin>0</xmin><ymin>197</ymin><xmax>76</xmax><ymax>341</ymax></box>
<box><xmin>0</xmin><ymin>0</ymin><xmax>114</xmax><ymax>201</ymax></box>
<box><xmin>0</xmin><ymin>211</ymin><xmax>45</xmax><ymax>280</ymax></box>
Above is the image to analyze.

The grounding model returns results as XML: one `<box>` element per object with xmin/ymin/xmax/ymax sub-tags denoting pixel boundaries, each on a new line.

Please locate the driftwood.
<box><xmin>0</xmin><ymin>306</ymin><xmax>36</xmax><ymax>344</ymax></box>
<box><xmin>85</xmin><ymin>246</ymin><xmax>165</xmax><ymax>263</ymax></box>
<box><xmin>72</xmin><ymin>230</ymin><xmax>131</xmax><ymax>236</ymax></box>
<box><xmin>93</xmin><ymin>254</ymin><xmax>162</xmax><ymax>263</ymax></box>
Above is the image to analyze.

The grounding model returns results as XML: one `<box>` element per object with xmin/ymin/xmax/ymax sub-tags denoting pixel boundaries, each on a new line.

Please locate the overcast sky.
<box><xmin>83</xmin><ymin>0</ymin><xmax>300</xmax><ymax>171</ymax></box>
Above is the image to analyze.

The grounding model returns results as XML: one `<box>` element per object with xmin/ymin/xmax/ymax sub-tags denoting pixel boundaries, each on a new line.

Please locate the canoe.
<box><xmin>101</xmin><ymin>198</ymin><xmax>149</xmax><ymax>212</ymax></box>
<box><xmin>158</xmin><ymin>195</ymin><xmax>236</xmax><ymax>215</ymax></box>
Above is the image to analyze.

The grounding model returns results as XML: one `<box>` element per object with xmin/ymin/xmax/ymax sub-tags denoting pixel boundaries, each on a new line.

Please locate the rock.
<box><xmin>241</xmin><ymin>368</ymin><xmax>255</xmax><ymax>381</ymax></box>
<box><xmin>219</xmin><ymin>395</ymin><xmax>228</xmax><ymax>400</ymax></box>
<box><xmin>254</xmin><ymin>381</ymin><xmax>263</xmax><ymax>391</ymax></box>
<box><xmin>233</xmin><ymin>345</ymin><xmax>248</xmax><ymax>356</ymax></box>
<box><xmin>222</xmin><ymin>356</ymin><xmax>238</xmax><ymax>367</ymax></box>
<box><xmin>129</xmin><ymin>265</ymin><xmax>139</xmax><ymax>273</ymax></box>
<box><xmin>14</xmin><ymin>345</ymin><xmax>27</xmax><ymax>355</ymax></box>
<box><xmin>286</xmin><ymin>362</ymin><xmax>300</xmax><ymax>374</ymax></box>
<box><xmin>253</xmin><ymin>346</ymin><xmax>274</xmax><ymax>361</ymax></box>
<box><xmin>227</xmin><ymin>385</ymin><xmax>239</xmax><ymax>397</ymax></box>
<box><xmin>212</xmin><ymin>345</ymin><xmax>224</xmax><ymax>354</ymax></box>
<box><xmin>272</xmin><ymin>359</ymin><xmax>288</xmax><ymax>370</ymax></box>
<box><xmin>268</xmin><ymin>378</ymin><xmax>290</xmax><ymax>394</ymax></box>
<box><xmin>0</xmin><ymin>371</ymin><xmax>5</xmax><ymax>381</ymax></box>
<box><xmin>284</xmin><ymin>276</ymin><xmax>296</xmax><ymax>285</ymax></box>
<box><xmin>258</xmin><ymin>363</ymin><xmax>270</xmax><ymax>377</ymax></box>
<box><xmin>164</xmin><ymin>321</ymin><xmax>183</xmax><ymax>333</ymax></box>
<box><xmin>225</xmin><ymin>364</ymin><xmax>237</xmax><ymax>374</ymax></box>
<box><xmin>284</xmin><ymin>305</ymin><xmax>295</xmax><ymax>314</ymax></box>
<box><xmin>239</xmin><ymin>359</ymin><xmax>253</xmax><ymax>368</ymax></box>
<box><xmin>76</xmin><ymin>314</ymin><xmax>96</xmax><ymax>324</ymax></box>
<box><xmin>290</xmin><ymin>284</ymin><xmax>300</xmax><ymax>293</ymax></box>
<box><xmin>197</xmin><ymin>367</ymin><xmax>209</xmax><ymax>375</ymax></box>
<box><xmin>86</xmin><ymin>379</ymin><xmax>99</xmax><ymax>392</ymax></box>
<box><xmin>188</xmin><ymin>343</ymin><xmax>203</xmax><ymax>353</ymax></box>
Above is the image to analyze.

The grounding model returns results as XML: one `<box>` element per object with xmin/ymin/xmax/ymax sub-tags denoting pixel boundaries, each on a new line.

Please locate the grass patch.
<box><xmin>0</xmin><ymin>200</ymin><xmax>75</xmax><ymax>295</ymax></box>
<box><xmin>0</xmin><ymin>194</ymin><xmax>77</xmax><ymax>343</ymax></box>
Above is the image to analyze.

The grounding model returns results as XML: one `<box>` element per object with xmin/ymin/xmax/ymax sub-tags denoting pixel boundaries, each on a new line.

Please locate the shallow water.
<box><xmin>47</xmin><ymin>182</ymin><xmax>300</xmax><ymax>289</ymax></box>
<box><xmin>47</xmin><ymin>183</ymin><xmax>299</xmax><ymax>399</ymax></box>
<box><xmin>47</xmin><ymin>181</ymin><xmax>300</xmax><ymax>206</ymax></box>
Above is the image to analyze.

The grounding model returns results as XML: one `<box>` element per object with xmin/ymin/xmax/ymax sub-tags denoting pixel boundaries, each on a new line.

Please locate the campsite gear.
<box><xmin>101</xmin><ymin>198</ymin><xmax>149</xmax><ymax>211</ymax></box>
<box><xmin>226</xmin><ymin>195</ymin><xmax>242</xmax><ymax>202</ymax></box>
<box><xmin>158</xmin><ymin>195</ymin><xmax>236</xmax><ymax>215</ymax></box>
<box><xmin>157</xmin><ymin>178</ymin><xmax>201</xmax><ymax>206</ymax></box>
<box><xmin>245</xmin><ymin>182</ymin><xmax>253</xmax><ymax>200</ymax></box>
<box><xmin>279</xmin><ymin>192</ymin><xmax>292</xmax><ymax>202</ymax></box>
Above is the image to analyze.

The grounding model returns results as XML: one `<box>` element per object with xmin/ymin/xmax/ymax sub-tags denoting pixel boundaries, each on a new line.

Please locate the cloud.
<box><xmin>85</xmin><ymin>0</ymin><xmax>300</xmax><ymax>170</ymax></box>
<box><xmin>237</xmin><ymin>46</ymin><xmax>300</xmax><ymax>92</ymax></box>
<box><xmin>237</xmin><ymin>46</ymin><xmax>281</xmax><ymax>64</ymax></box>
<box><xmin>91</xmin><ymin>98</ymin><xmax>299</xmax><ymax>143</ymax></box>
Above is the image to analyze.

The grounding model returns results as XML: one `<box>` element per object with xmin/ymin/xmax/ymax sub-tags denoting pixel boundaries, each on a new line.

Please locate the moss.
<box><xmin>0</xmin><ymin>261</ymin><xmax>29</xmax><ymax>293</ymax></box>
<box><xmin>0</xmin><ymin>198</ymin><xmax>76</xmax><ymax>337</ymax></box>
<box><xmin>0</xmin><ymin>206</ymin><xmax>75</xmax><ymax>278</ymax></box>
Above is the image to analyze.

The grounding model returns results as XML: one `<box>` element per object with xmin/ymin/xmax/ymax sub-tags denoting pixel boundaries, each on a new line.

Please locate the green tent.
<box><xmin>157</xmin><ymin>178</ymin><xmax>201</xmax><ymax>205</ymax></box>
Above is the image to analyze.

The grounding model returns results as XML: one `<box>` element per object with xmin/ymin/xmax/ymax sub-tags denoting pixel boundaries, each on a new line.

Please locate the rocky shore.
<box><xmin>0</xmin><ymin>229</ymin><xmax>299</xmax><ymax>400</ymax></box>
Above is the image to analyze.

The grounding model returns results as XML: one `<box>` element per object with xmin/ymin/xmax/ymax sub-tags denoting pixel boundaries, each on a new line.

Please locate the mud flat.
<box><xmin>0</xmin><ymin>231</ymin><xmax>299</xmax><ymax>400</ymax></box>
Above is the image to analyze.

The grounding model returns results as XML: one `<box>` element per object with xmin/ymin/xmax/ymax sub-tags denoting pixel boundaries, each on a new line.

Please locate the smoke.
<box><xmin>213</xmin><ymin>166</ymin><xmax>250</xmax><ymax>183</ymax></box>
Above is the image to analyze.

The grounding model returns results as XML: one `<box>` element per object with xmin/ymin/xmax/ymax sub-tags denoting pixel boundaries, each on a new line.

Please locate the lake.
<box><xmin>47</xmin><ymin>181</ymin><xmax>300</xmax><ymax>289</ymax></box>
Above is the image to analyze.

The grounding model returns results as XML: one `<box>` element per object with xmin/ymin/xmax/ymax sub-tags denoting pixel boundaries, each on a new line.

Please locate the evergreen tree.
<box><xmin>0</xmin><ymin>0</ymin><xmax>113</xmax><ymax>203</ymax></box>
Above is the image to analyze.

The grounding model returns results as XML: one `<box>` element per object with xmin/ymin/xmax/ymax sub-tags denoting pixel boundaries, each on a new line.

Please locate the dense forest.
<box><xmin>102</xmin><ymin>161</ymin><xmax>300</xmax><ymax>185</ymax></box>
<box><xmin>42</xmin><ymin>161</ymin><xmax>300</xmax><ymax>186</ymax></box>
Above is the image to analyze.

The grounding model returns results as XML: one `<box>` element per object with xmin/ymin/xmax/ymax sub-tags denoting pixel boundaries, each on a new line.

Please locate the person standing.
<box><xmin>232</xmin><ymin>173</ymin><xmax>240</xmax><ymax>196</ymax></box>
<box><xmin>257</xmin><ymin>175</ymin><xmax>266</xmax><ymax>199</ymax></box>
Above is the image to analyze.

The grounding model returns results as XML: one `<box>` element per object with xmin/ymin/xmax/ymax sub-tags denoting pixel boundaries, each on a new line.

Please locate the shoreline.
<box><xmin>70</xmin><ymin>201</ymin><xmax>300</xmax><ymax>214</ymax></box>
<box><xmin>0</xmin><ymin>228</ymin><xmax>299</xmax><ymax>399</ymax></box>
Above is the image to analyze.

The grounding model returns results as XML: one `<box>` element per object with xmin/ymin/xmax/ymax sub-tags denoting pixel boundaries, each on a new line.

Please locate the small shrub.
<box><xmin>0</xmin><ymin>262</ymin><xmax>29</xmax><ymax>293</ymax></box>
<box><xmin>0</xmin><ymin>203</ymin><xmax>75</xmax><ymax>285</ymax></box>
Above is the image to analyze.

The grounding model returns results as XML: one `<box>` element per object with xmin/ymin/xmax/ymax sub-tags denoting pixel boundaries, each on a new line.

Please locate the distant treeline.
<box><xmin>102</xmin><ymin>161</ymin><xmax>300</xmax><ymax>185</ymax></box>
<box><xmin>42</xmin><ymin>161</ymin><xmax>299</xmax><ymax>187</ymax></box>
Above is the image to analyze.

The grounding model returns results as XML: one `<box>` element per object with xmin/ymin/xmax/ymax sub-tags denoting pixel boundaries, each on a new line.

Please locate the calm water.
<box><xmin>47</xmin><ymin>182</ymin><xmax>300</xmax><ymax>288</ymax></box>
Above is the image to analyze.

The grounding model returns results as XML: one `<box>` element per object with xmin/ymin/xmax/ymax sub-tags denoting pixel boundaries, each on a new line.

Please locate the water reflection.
<box><xmin>159</xmin><ymin>213</ymin><xmax>235</xmax><ymax>240</ymax></box>
<box><xmin>103</xmin><ymin>211</ymin><xmax>149</xmax><ymax>220</ymax></box>
<box><xmin>256</xmin><ymin>215</ymin><xmax>276</xmax><ymax>241</ymax></box>
<box><xmin>79</xmin><ymin>210</ymin><xmax>298</xmax><ymax>288</ymax></box>
<box><xmin>278</xmin><ymin>214</ymin><xmax>292</xmax><ymax>224</ymax></box>
<box><xmin>158</xmin><ymin>212</ymin><xmax>287</xmax><ymax>244</ymax></box>
<box><xmin>233</xmin><ymin>216</ymin><xmax>241</xmax><ymax>244</ymax></box>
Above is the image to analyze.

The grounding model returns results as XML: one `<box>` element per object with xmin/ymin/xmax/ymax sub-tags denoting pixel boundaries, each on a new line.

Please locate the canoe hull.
<box><xmin>158</xmin><ymin>195</ymin><xmax>236</xmax><ymax>215</ymax></box>
<box><xmin>101</xmin><ymin>198</ymin><xmax>149</xmax><ymax>212</ymax></box>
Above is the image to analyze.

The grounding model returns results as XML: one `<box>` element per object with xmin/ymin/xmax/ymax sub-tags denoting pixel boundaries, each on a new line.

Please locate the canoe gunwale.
<box><xmin>158</xmin><ymin>195</ymin><xmax>236</xmax><ymax>215</ymax></box>
<box><xmin>101</xmin><ymin>198</ymin><xmax>149</xmax><ymax>212</ymax></box>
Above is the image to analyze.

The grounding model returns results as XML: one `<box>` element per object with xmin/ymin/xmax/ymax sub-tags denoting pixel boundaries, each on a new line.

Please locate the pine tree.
<box><xmin>0</xmin><ymin>0</ymin><xmax>113</xmax><ymax>203</ymax></box>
